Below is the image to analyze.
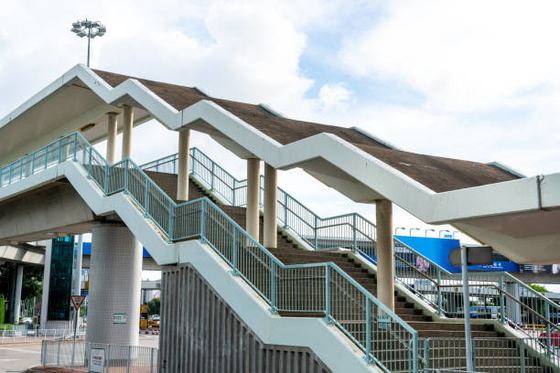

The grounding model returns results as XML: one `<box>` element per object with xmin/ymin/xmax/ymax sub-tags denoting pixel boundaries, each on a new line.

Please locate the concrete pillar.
<box><xmin>40</xmin><ymin>240</ymin><xmax>53</xmax><ymax>329</ymax></box>
<box><xmin>376</xmin><ymin>199</ymin><xmax>394</xmax><ymax>311</ymax></box>
<box><xmin>11</xmin><ymin>264</ymin><xmax>23</xmax><ymax>324</ymax></box>
<box><xmin>263</xmin><ymin>163</ymin><xmax>277</xmax><ymax>248</ymax></box>
<box><xmin>86</xmin><ymin>225</ymin><xmax>142</xmax><ymax>345</ymax></box>
<box><xmin>506</xmin><ymin>281</ymin><xmax>522</xmax><ymax>324</ymax></box>
<box><xmin>246</xmin><ymin>158</ymin><xmax>260</xmax><ymax>242</ymax></box>
<box><xmin>177</xmin><ymin>129</ymin><xmax>190</xmax><ymax>201</ymax></box>
<box><xmin>106</xmin><ymin>112</ymin><xmax>118</xmax><ymax>164</ymax></box>
<box><xmin>121</xmin><ymin>105</ymin><xmax>134</xmax><ymax>160</ymax></box>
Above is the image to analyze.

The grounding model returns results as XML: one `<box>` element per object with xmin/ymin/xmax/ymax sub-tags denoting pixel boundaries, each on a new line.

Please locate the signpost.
<box><xmin>70</xmin><ymin>294</ymin><xmax>86</xmax><ymax>370</ymax></box>
<box><xmin>449</xmin><ymin>245</ymin><xmax>493</xmax><ymax>372</ymax></box>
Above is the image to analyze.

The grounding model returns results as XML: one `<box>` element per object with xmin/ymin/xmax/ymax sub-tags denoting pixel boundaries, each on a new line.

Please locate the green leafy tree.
<box><xmin>148</xmin><ymin>298</ymin><xmax>160</xmax><ymax>315</ymax></box>
<box><xmin>529</xmin><ymin>284</ymin><xmax>549</xmax><ymax>293</ymax></box>
<box><xmin>0</xmin><ymin>294</ymin><xmax>5</xmax><ymax>324</ymax></box>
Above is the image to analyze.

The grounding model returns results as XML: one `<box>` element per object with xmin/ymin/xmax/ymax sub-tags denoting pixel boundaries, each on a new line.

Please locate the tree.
<box><xmin>529</xmin><ymin>284</ymin><xmax>549</xmax><ymax>293</ymax></box>
<box><xmin>21</xmin><ymin>266</ymin><xmax>43</xmax><ymax>300</ymax></box>
<box><xmin>148</xmin><ymin>298</ymin><xmax>160</xmax><ymax>315</ymax></box>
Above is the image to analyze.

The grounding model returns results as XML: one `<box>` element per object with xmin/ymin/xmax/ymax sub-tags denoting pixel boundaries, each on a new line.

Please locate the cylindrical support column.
<box><xmin>12</xmin><ymin>264</ymin><xmax>24</xmax><ymax>324</ymax></box>
<box><xmin>40</xmin><ymin>240</ymin><xmax>53</xmax><ymax>330</ymax></box>
<box><xmin>177</xmin><ymin>129</ymin><xmax>190</xmax><ymax>201</ymax></box>
<box><xmin>106</xmin><ymin>113</ymin><xmax>118</xmax><ymax>164</ymax></box>
<box><xmin>376</xmin><ymin>199</ymin><xmax>395</xmax><ymax>311</ymax></box>
<box><xmin>263</xmin><ymin>163</ymin><xmax>277</xmax><ymax>248</ymax></box>
<box><xmin>86</xmin><ymin>225</ymin><xmax>142</xmax><ymax>345</ymax></box>
<box><xmin>246</xmin><ymin>158</ymin><xmax>261</xmax><ymax>242</ymax></box>
<box><xmin>121</xmin><ymin>105</ymin><xmax>134</xmax><ymax>160</ymax></box>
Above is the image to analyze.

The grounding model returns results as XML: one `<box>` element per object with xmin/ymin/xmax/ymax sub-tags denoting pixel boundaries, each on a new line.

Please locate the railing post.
<box><xmin>144</xmin><ymin>179</ymin><xmax>150</xmax><ymax>217</ymax></box>
<box><xmin>123</xmin><ymin>160</ymin><xmax>129</xmax><ymax>194</ymax></box>
<box><xmin>423</xmin><ymin>338</ymin><xmax>430</xmax><ymax>372</ymax></box>
<box><xmin>104</xmin><ymin>163</ymin><xmax>109</xmax><ymax>195</ymax></box>
<box><xmin>499</xmin><ymin>274</ymin><xmax>506</xmax><ymax>324</ymax></box>
<box><xmin>150</xmin><ymin>348</ymin><xmax>154</xmax><ymax>373</ymax></box>
<box><xmin>324</xmin><ymin>265</ymin><xmax>330</xmax><ymax>323</ymax></box>
<box><xmin>232</xmin><ymin>181</ymin><xmax>237</xmax><ymax>206</ymax></box>
<box><xmin>19</xmin><ymin>158</ymin><xmax>24</xmax><ymax>180</ymax></box>
<box><xmin>56</xmin><ymin>339</ymin><xmax>61</xmax><ymax>369</ymax></box>
<box><xmin>168</xmin><ymin>200</ymin><xmax>174</xmax><ymax>243</ymax></box>
<box><xmin>73</xmin><ymin>134</ymin><xmax>78</xmax><ymax>161</ymax></box>
<box><xmin>87</xmin><ymin>149</ymin><xmax>92</xmax><ymax>178</ymax></box>
<box><xmin>314</xmin><ymin>216</ymin><xmax>319</xmax><ymax>250</ymax></box>
<box><xmin>284</xmin><ymin>193</ymin><xmax>288</xmax><ymax>228</ymax></box>
<box><xmin>106</xmin><ymin>345</ymin><xmax>111</xmax><ymax>373</ymax></box>
<box><xmin>8</xmin><ymin>163</ymin><xmax>13</xmax><ymax>184</ymax></box>
<box><xmin>520</xmin><ymin>338</ymin><xmax>526</xmax><ymax>373</ymax></box>
<box><xmin>32</xmin><ymin>152</ymin><xmax>36</xmax><ymax>175</ymax></box>
<box><xmin>126</xmin><ymin>345</ymin><xmax>131</xmax><ymax>373</ymax></box>
<box><xmin>365</xmin><ymin>300</ymin><xmax>371</xmax><ymax>363</ymax></box>
<box><xmin>58</xmin><ymin>139</ymin><xmax>62</xmax><ymax>163</ymax></box>
<box><xmin>546</xmin><ymin>303</ymin><xmax>552</xmax><ymax>356</ymax></box>
<box><xmin>232</xmin><ymin>229</ymin><xmax>238</xmax><ymax>275</ymax></box>
<box><xmin>412</xmin><ymin>334</ymin><xmax>418</xmax><ymax>373</ymax></box>
<box><xmin>352</xmin><ymin>214</ymin><xmax>357</xmax><ymax>253</ymax></box>
<box><xmin>437</xmin><ymin>269</ymin><xmax>442</xmax><ymax>316</ymax></box>
<box><xmin>44</xmin><ymin>146</ymin><xmax>48</xmax><ymax>170</ymax></box>
<box><xmin>269</xmin><ymin>260</ymin><xmax>277</xmax><ymax>313</ymax></box>
<box><xmin>211</xmin><ymin>163</ymin><xmax>215</xmax><ymax>191</ymax></box>
<box><xmin>200</xmin><ymin>199</ymin><xmax>205</xmax><ymax>241</ymax></box>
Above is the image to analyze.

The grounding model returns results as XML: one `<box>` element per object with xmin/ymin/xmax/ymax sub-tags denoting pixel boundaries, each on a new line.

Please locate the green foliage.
<box><xmin>529</xmin><ymin>284</ymin><xmax>549</xmax><ymax>293</ymax></box>
<box><xmin>148</xmin><ymin>297</ymin><xmax>160</xmax><ymax>315</ymax></box>
<box><xmin>0</xmin><ymin>294</ymin><xmax>5</xmax><ymax>324</ymax></box>
<box><xmin>22</xmin><ymin>266</ymin><xmax>43</xmax><ymax>300</ymax></box>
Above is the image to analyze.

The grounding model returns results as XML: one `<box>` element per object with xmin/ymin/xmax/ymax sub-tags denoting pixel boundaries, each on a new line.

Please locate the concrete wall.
<box><xmin>160</xmin><ymin>264</ymin><xmax>331</xmax><ymax>373</ymax></box>
<box><xmin>0</xmin><ymin>183</ymin><xmax>95</xmax><ymax>241</ymax></box>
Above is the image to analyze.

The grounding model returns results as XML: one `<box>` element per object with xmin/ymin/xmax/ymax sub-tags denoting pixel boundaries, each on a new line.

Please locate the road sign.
<box><xmin>70</xmin><ymin>295</ymin><xmax>86</xmax><ymax>310</ymax></box>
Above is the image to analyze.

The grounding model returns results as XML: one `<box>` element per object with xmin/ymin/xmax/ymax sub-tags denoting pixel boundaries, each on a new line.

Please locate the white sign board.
<box><xmin>89</xmin><ymin>348</ymin><xmax>105</xmax><ymax>373</ymax></box>
<box><xmin>113</xmin><ymin>313</ymin><xmax>128</xmax><ymax>324</ymax></box>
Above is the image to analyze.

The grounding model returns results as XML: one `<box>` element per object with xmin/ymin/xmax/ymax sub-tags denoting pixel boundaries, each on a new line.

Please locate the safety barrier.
<box><xmin>41</xmin><ymin>339</ymin><xmax>158</xmax><ymax>373</ymax></box>
<box><xmin>1</xmin><ymin>132</ymin><xmax>418</xmax><ymax>372</ymax></box>
<box><xmin>0</xmin><ymin>328</ymin><xmax>85</xmax><ymax>344</ymax></box>
<box><xmin>420</xmin><ymin>337</ymin><xmax>560</xmax><ymax>372</ymax></box>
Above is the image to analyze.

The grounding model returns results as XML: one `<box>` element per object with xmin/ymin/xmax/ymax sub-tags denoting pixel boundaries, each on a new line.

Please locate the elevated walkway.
<box><xmin>1</xmin><ymin>133</ymin><xmax>558</xmax><ymax>372</ymax></box>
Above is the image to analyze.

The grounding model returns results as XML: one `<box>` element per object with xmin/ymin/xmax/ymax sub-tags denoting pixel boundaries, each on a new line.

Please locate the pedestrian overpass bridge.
<box><xmin>1</xmin><ymin>65</ymin><xmax>560</xmax><ymax>372</ymax></box>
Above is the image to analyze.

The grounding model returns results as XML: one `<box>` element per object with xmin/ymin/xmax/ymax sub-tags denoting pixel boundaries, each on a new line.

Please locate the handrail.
<box><xmin>1</xmin><ymin>132</ymin><xmax>418</xmax><ymax>372</ymax></box>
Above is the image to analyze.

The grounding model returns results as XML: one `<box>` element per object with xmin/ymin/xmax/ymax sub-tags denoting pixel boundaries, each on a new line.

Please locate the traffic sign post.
<box><xmin>70</xmin><ymin>295</ymin><xmax>86</xmax><ymax>370</ymax></box>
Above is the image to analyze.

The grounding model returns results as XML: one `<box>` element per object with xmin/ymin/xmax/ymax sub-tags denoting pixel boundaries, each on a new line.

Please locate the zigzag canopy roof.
<box><xmin>92</xmin><ymin>69</ymin><xmax>519</xmax><ymax>193</ymax></box>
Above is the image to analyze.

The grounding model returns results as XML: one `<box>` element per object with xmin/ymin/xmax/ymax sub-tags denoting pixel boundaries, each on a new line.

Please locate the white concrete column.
<box><xmin>376</xmin><ymin>199</ymin><xmax>395</xmax><ymax>311</ymax></box>
<box><xmin>121</xmin><ymin>105</ymin><xmax>134</xmax><ymax>160</ymax></box>
<box><xmin>86</xmin><ymin>225</ymin><xmax>142</xmax><ymax>345</ymax></box>
<box><xmin>40</xmin><ymin>240</ymin><xmax>53</xmax><ymax>329</ymax></box>
<box><xmin>246</xmin><ymin>158</ymin><xmax>261</xmax><ymax>242</ymax></box>
<box><xmin>263</xmin><ymin>163</ymin><xmax>277</xmax><ymax>248</ymax></box>
<box><xmin>177</xmin><ymin>129</ymin><xmax>190</xmax><ymax>201</ymax></box>
<box><xmin>106</xmin><ymin>112</ymin><xmax>118</xmax><ymax>164</ymax></box>
<box><xmin>12</xmin><ymin>264</ymin><xmax>23</xmax><ymax>324</ymax></box>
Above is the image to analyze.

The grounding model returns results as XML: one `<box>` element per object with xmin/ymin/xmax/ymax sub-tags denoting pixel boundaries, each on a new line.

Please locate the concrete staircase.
<box><xmin>145</xmin><ymin>170</ymin><xmax>553</xmax><ymax>372</ymax></box>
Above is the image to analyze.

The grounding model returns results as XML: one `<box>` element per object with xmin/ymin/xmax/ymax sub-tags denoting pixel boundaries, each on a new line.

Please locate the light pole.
<box><xmin>409</xmin><ymin>227</ymin><xmax>420</xmax><ymax>236</ymax></box>
<box><xmin>425</xmin><ymin>228</ymin><xmax>435</xmax><ymax>237</ymax></box>
<box><xmin>439</xmin><ymin>229</ymin><xmax>451</xmax><ymax>238</ymax></box>
<box><xmin>394</xmin><ymin>227</ymin><xmax>406</xmax><ymax>236</ymax></box>
<box><xmin>71</xmin><ymin>19</ymin><xmax>106</xmax><ymax>67</ymax></box>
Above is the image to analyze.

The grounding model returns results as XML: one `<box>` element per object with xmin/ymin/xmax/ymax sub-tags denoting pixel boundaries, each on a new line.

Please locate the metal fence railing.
<box><xmin>0</xmin><ymin>328</ymin><xmax>85</xmax><ymax>344</ymax></box>
<box><xmin>0</xmin><ymin>132</ymin><xmax>419</xmax><ymax>372</ymax></box>
<box><xmin>41</xmin><ymin>340</ymin><xmax>158</xmax><ymax>373</ymax></box>
<box><xmin>140</xmin><ymin>149</ymin><xmax>560</xmax><ymax>351</ymax></box>
<box><xmin>420</xmin><ymin>337</ymin><xmax>560</xmax><ymax>372</ymax></box>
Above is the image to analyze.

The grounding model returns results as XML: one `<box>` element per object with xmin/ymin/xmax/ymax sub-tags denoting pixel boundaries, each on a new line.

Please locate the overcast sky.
<box><xmin>2</xmin><ymin>0</ymin><xmax>559</xmax><ymax>253</ymax></box>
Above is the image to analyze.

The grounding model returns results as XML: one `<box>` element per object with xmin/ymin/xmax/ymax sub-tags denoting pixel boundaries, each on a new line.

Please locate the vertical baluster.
<box><xmin>284</xmin><ymin>193</ymin><xmax>288</xmax><ymax>228</ymax></box>
<box><xmin>232</xmin><ymin>229</ymin><xmax>238</xmax><ymax>275</ymax></box>
<box><xmin>144</xmin><ymin>179</ymin><xmax>150</xmax><ymax>217</ymax></box>
<box><xmin>168</xmin><ymin>200</ymin><xmax>174</xmax><ymax>243</ymax></box>
<box><xmin>325</xmin><ymin>266</ymin><xmax>330</xmax><ymax>323</ymax></box>
<box><xmin>270</xmin><ymin>260</ymin><xmax>276</xmax><ymax>313</ymax></box>
<box><xmin>499</xmin><ymin>274</ymin><xmax>506</xmax><ymax>324</ymax></box>
<box><xmin>365</xmin><ymin>299</ymin><xmax>371</xmax><ymax>363</ymax></box>
<box><xmin>124</xmin><ymin>160</ymin><xmax>129</xmax><ymax>194</ymax></box>
<box><xmin>437</xmin><ymin>269</ymin><xmax>442</xmax><ymax>316</ymax></box>
<box><xmin>546</xmin><ymin>303</ymin><xmax>552</xmax><ymax>356</ymax></box>
<box><xmin>200</xmin><ymin>199</ymin><xmax>205</xmax><ymax>241</ymax></box>
<box><xmin>314</xmin><ymin>215</ymin><xmax>319</xmax><ymax>250</ymax></box>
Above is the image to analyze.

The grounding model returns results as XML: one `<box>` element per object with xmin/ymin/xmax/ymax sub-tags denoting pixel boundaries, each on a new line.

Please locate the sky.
<box><xmin>1</xmin><ymin>0</ymin><xmax>560</xmax><ymax>267</ymax></box>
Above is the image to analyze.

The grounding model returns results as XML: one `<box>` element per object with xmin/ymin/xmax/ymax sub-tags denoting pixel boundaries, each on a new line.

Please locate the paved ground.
<box><xmin>0</xmin><ymin>335</ymin><xmax>159</xmax><ymax>373</ymax></box>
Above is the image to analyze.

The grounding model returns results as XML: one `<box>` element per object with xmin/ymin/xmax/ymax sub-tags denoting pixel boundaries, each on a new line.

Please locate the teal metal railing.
<box><xmin>141</xmin><ymin>151</ymin><xmax>378</xmax><ymax>255</ymax></box>
<box><xmin>0</xmin><ymin>132</ymin><xmax>419</xmax><ymax>372</ymax></box>
<box><xmin>141</xmin><ymin>150</ymin><xmax>560</xmax><ymax>360</ymax></box>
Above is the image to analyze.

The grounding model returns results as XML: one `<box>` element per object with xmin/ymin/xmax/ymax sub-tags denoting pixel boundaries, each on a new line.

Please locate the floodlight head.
<box><xmin>81</xmin><ymin>20</ymin><xmax>91</xmax><ymax>27</ymax></box>
<box><xmin>72</xmin><ymin>21</ymin><xmax>81</xmax><ymax>28</ymax></box>
<box><xmin>98</xmin><ymin>25</ymin><xmax>106</xmax><ymax>33</ymax></box>
<box><xmin>91</xmin><ymin>21</ymin><xmax>101</xmax><ymax>28</ymax></box>
<box><xmin>77</xmin><ymin>31</ymin><xmax>87</xmax><ymax>38</ymax></box>
<box><xmin>71</xmin><ymin>27</ymin><xmax>82</xmax><ymax>34</ymax></box>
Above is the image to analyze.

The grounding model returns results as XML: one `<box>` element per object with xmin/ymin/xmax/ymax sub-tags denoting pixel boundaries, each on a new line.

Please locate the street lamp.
<box><xmin>439</xmin><ymin>229</ymin><xmax>451</xmax><ymax>238</ymax></box>
<box><xmin>409</xmin><ymin>227</ymin><xmax>421</xmax><ymax>236</ymax></box>
<box><xmin>394</xmin><ymin>227</ymin><xmax>406</xmax><ymax>235</ymax></box>
<box><xmin>71</xmin><ymin>19</ymin><xmax>106</xmax><ymax>67</ymax></box>
<box><xmin>425</xmin><ymin>228</ymin><xmax>435</xmax><ymax>237</ymax></box>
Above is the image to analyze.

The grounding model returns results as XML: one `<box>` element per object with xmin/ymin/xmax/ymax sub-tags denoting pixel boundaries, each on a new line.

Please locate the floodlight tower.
<box><xmin>70</xmin><ymin>19</ymin><xmax>106</xmax><ymax>67</ymax></box>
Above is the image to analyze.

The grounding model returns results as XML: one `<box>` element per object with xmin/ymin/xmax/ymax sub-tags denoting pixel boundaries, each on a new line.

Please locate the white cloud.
<box><xmin>318</xmin><ymin>82</ymin><xmax>351</xmax><ymax>110</ymax></box>
<box><xmin>339</xmin><ymin>0</ymin><xmax>560</xmax><ymax>113</ymax></box>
